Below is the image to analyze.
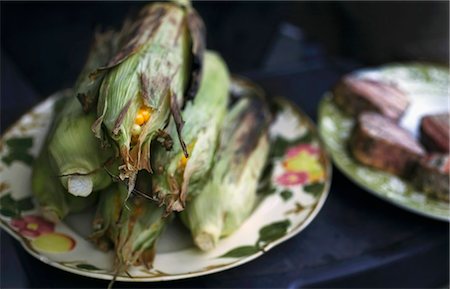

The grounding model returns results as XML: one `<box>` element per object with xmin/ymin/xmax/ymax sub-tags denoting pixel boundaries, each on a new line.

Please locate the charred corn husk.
<box><xmin>181</xmin><ymin>91</ymin><xmax>271</xmax><ymax>251</ymax></box>
<box><xmin>48</xmin><ymin>97</ymin><xmax>113</xmax><ymax>197</ymax></box>
<box><xmin>91</xmin><ymin>173</ymin><xmax>168</xmax><ymax>271</ymax></box>
<box><xmin>90</xmin><ymin>1</ymin><xmax>205</xmax><ymax>187</ymax></box>
<box><xmin>152</xmin><ymin>52</ymin><xmax>229</xmax><ymax>212</ymax></box>
<box><xmin>114</xmin><ymin>196</ymin><xmax>167</xmax><ymax>270</ymax></box>
<box><xmin>90</xmin><ymin>184</ymin><xmax>128</xmax><ymax>251</ymax></box>
<box><xmin>75</xmin><ymin>30</ymin><xmax>120</xmax><ymax>112</ymax></box>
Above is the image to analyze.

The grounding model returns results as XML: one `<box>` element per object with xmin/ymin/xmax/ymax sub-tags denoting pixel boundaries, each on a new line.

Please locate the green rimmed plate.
<box><xmin>318</xmin><ymin>63</ymin><xmax>449</xmax><ymax>221</ymax></box>
<box><xmin>0</xmin><ymin>88</ymin><xmax>331</xmax><ymax>281</ymax></box>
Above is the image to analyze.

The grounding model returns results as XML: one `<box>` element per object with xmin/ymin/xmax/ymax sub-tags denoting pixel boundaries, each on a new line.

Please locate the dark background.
<box><xmin>1</xmin><ymin>1</ymin><xmax>449</xmax><ymax>288</ymax></box>
<box><xmin>1</xmin><ymin>1</ymin><xmax>449</xmax><ymax>98</ymax></box>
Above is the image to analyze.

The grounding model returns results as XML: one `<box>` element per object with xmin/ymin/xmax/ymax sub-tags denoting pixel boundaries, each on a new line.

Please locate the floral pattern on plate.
<box><xmin>0</xmin><ymin>92</ymin><xmax>331</xmax><ymax>281</ymax></box>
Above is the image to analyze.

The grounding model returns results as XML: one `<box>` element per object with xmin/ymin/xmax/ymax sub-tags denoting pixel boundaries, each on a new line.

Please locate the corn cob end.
<box><xmin>67</xmin><ymin>175</ymin><xmax>94</xmax><ymax>197</ymax></box>
<box><xmin>194</xmin><ymin>227</ymin><xmax>221</xmax><ymax>251</ymax></box>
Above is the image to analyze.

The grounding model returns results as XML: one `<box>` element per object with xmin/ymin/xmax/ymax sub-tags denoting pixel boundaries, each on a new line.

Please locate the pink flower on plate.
<box><xmin>10</xmin><ymin>215</ymin><xmax>55</xmax><ymax>238</ymax></box>
<box><xmin>276</xmin><ymin>172</ymin><xmax>308</xmax><ymax>186</ymax></box>
<box><xmin>285</xmin><ymin>144</ymin><xmax>320</xmax><ymax>158</ymax></box>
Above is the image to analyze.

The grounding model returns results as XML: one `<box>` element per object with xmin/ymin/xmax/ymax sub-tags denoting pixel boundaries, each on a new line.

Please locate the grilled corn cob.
<box><xmin>152</xmin><ymin>51</ymin><xmax>229</xmax><ymax>212</ymax></box>
<box><xmin>32</xmin><ymin>147</ymin><xmax>98</xmax><ymax>222</ymax></box>
<box><xmin>90</xmin><ymin>184</ymin><xmax>128</xmax><ymax>251</ymax></box>
<box><xmin>114</xmin><ymin>196</ymin><xmax>166</xmax><ymax>270</ymax></box>
<box><xmin>32</xmin><ymin>97</ymin><xmax>99</xmax><ymax>222</ymax></box>
<box><xmin>48</xmin><ymin>96</ymin><xmax>113</xmax><ymax>197</ymax></box>
<box><xmin>181</xmin><ymin>89</ymin><xmax>271</xmax><ymax>251</ymax></box>
<box><xmin>90</xmin><ymin>1</ymin><xmax>205</xmax><ymax>188</ymax></box>
<box><xmin>91</xmin><ymin>173</ymin><xmax>167</xmax><ymax>271</ymax></box>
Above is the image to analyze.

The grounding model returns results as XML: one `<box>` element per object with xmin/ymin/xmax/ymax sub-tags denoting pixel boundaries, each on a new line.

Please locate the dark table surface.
<box><xmin>1</xmin><ymin>32</ymin><xmax>449</xmax><ymax>288</ymax></box>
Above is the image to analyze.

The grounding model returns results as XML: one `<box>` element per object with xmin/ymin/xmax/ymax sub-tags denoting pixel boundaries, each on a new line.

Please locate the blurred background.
<box><xmin>1</xmin><ymin>1</ymin><xmax>449</xmax><ymax>96</ymax></box>
<box><xmin>1</xmin><ymin>1</ymin><xmax>449</xmax><ymax>288</ymax></box>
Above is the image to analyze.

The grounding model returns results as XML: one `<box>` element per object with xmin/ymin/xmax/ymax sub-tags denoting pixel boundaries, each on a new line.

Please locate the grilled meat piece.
<box><xmin>413</xmin><ymin>154</ymin><xmax>449</xmax><ymax>202</ymax></box>
<box><xmin>420</xmin><ymin>113</ymin><xmax>449</xmax><ymax>153</ymax></box>
<box><xmin>333</xmin><ymin>76</ymin><xmax>409</xmax><ymax>121</ymax></box>
<box><xmin>350</xmin><ymin>112</ymin><xmax>425</xmax><ymax>177</ymax></box>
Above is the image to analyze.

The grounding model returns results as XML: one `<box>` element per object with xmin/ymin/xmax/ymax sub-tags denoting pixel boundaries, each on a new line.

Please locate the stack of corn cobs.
<box><xmin>32</xmin><ymin>0</ymin><xmax>272</xmax><ymax>274</ymax></box>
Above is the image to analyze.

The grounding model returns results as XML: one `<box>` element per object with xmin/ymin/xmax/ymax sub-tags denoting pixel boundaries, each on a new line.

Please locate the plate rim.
<box><xmin>318</xmin><ymin>93</ymin><xmax>449</xmax><ymax>222</ymax></box>
<box><xmin>0</xmin><ymin>92</ymin><xmax>332</xmax><ymax>281</ymax></box>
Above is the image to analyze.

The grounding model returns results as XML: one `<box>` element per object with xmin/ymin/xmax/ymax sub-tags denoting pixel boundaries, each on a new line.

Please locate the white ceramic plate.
<box><xmin>318</xmin><ymin>63</ymin><xmax>449</xmax><ymax>221</ymax></box>
<box><xmin>0</xmin><ymin>91</ymin><xmax>331</xmax><ymax>281</ymax></box>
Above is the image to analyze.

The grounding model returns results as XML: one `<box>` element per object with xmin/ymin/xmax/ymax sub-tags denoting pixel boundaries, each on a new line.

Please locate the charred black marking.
<box><xmin>169</xmin><ymin>92</ymin><xmax>188</xmax><ymax>157</ymax></box>
<box><xmin>149</xmin><ymin>75</ymin><xmax>170</xmax><ymax>102</ymax></box>
<box><xmin>95</xmin><ymin>6</ymin><xmax>167</xmax><ymax>73</ymax></box>
<box><xmin>156</xmin><ymin>129</ymin><xmax>174</xmax><ymax>151</ymax></box>
<box><xmin>113</xmin><ymin>99</ymin><xmax>133</xmax><ymax>135</ymax></box>
<box><xmin>183</xmin><ymin>9</ymin><xmax>206</xmax><ymax>104</ymax></box>
<box><xmin>236</xmin><ymin>98</ymin><xmax>271</xmax><ymax>157</ymax></box>
<box><xmin>139</xmin><ymin>73</ymin><xmax>150</xmax><ymax>103</ymax></box>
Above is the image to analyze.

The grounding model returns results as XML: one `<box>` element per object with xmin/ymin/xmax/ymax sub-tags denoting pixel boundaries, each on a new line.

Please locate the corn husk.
<box><xmin>114</xmin><ymin>196</ymin><xmax>166</xmax><ymax>270</ymax></box>
<box><xmin>151</xmin><ymin>52</ymin><xmax>229</xmax><ymax>212</ymax></box>
<box><xmin>32</xmin><ymin>97</ymin><xmax>99</xmax><ymax>222</ymax></box>
<box><xmin>90</xmin><ymin>1</ymin><xmax>205</xmax><ymax>189</ymax></box>
<box><xmin>32</xmin><ymin>144</ymin><xmax>98</xmax><ymax>222</ymax></box>
<box><xmin>181</xmin><ymin>90</ymin><xmax>271</xmax><ymax>251</ymax></box>
<box><xmin>90</xmin><ymin>184</ymin><xmax>127</xmax><ymax>252</ymax></box>
<box><xmin>48</xmin><ymin>96</ymin><xmax>113</xmax><ymax>197</ymax></box>
<box><xmin>75</xmin><ymin>29</ymin><xmax>120</xmax><ymax>112</ymax></box>
<box><xmin>91</xmin><ymin>173</ymin><xmax>168</xmax><ymax>274</ymax></box>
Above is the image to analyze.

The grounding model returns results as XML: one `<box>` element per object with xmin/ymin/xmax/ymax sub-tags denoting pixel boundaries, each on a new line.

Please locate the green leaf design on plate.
<box><xmin>304</xmin><ymin>183</ymin><xmax>325</xmax><ymax>197</ymax></box>
<box><xmin>258</xmin><ymin>181</ymin><xmax>276</xmax><ymax>196</ymax></box>
<box><xmin>280</xmin><ymin>190</ymin><xmax>293</xmax><ymax>201</ymax></box>
<box><xmin>0</xmin><ymin>208</ymin><xmax>18</xmax><ymax>218</ymax></box>
<box><xmin>76</xmin><ymin>263</ymin><xmax>101</xmax><ymax>271</ymax></box>
<box><xmin>0</xmin><ymin>194</ymin><xmax>16</xmax><ymax>207</ymax></box>
<box><xmin>259</xmin><ymin>162</ymin><xmax>273</xmax><ymax>183</ymax></box>
<box><xmin>0</xmin><ymin>194</ymin><xmax>34</xmax><ymax>217</ymax></box>
<box><xmin>2</xmin><ymin>137</ymin><xmax>34</xmax><ymax>166</ymax></box>
<box><xmin>17</xmin><ymin>197</ymin><xmax>34</xmax><ymax>211</ymax></box>
<box><xmin>257</xmin><ymin>162</ymin><xmax>276</xmax><ymax>196</ymax></box>
<box><xmin>5</xmin><ymin>137</ymin><xmax>33</xmax><ymax>149</ymax></box>
<box><xmin>270</xmin><ymin>133</ymin><xmax>313</xmax><ymax>159</ymax></box>
<box><xmin>258</xmin><ymin>220</ymin><xmax>291</xmax><ymax>245</ymax></box>
<box><xmin>220</xmin><ymin>245</ymin><xmax>261</xmax><ymax>258</ymax></box>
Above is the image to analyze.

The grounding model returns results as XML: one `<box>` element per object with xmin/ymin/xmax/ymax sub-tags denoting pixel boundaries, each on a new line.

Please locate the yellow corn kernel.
<box><xmin>135</xmin><ymin>114</ymin><xmax>145</xmax><ymax>125</ymax></box>
<box><xmin>179</xmin><ymin>154</ymin><xmax>188</xmax><ymax>167</ymax></box>
<box><xmin>131</xmin><ymin>124</ymin><xmax>142</xmax><ymax>136</ymax></box>
<box><xmin>141</xmin><ymin>109</ymin><xmax>151</xmax><ymax>122</ymax></box>
<box><xmin>178</xmin><ymin>142</ymin><xmax>196</xmax><ymax>168</ymax></box>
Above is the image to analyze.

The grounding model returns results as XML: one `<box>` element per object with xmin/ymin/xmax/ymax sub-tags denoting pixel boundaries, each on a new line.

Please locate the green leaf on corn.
<box><xmin>151</xmin><ymin>51</ymin><xmax>230</xmax><ymax>212</ymax></box>
<box><xmin>91</xmin><ymin>173</ymin><xmax>168</xmax><ymax>273</ymax></box>
<box><xmin>90</xmin><ymin>1</ymin><xmax>206</xmax><ymax>189</ymax></box>
<box><xmin>181</xmin><ymin>82</ymin><xmax>272</xmax><ymax>251</ymax></box>
<box><xmin>90</xmin><ymin>184</ymin><xmax>128</xmax><ymax>251</ymax></box>
<box><xmin>32</xmin><ymin>96</ymin><xmax>100</xmax><ymax>222</ymax></box>
<box><xmin>48</xmin><ymin>96</ymin><xmax>113</xmax><ymax>197</ymax></box>
<box><xmin>32</xmin><ymin>143</ymin><xmax>98</xmax><ymax>222</ymax></box>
